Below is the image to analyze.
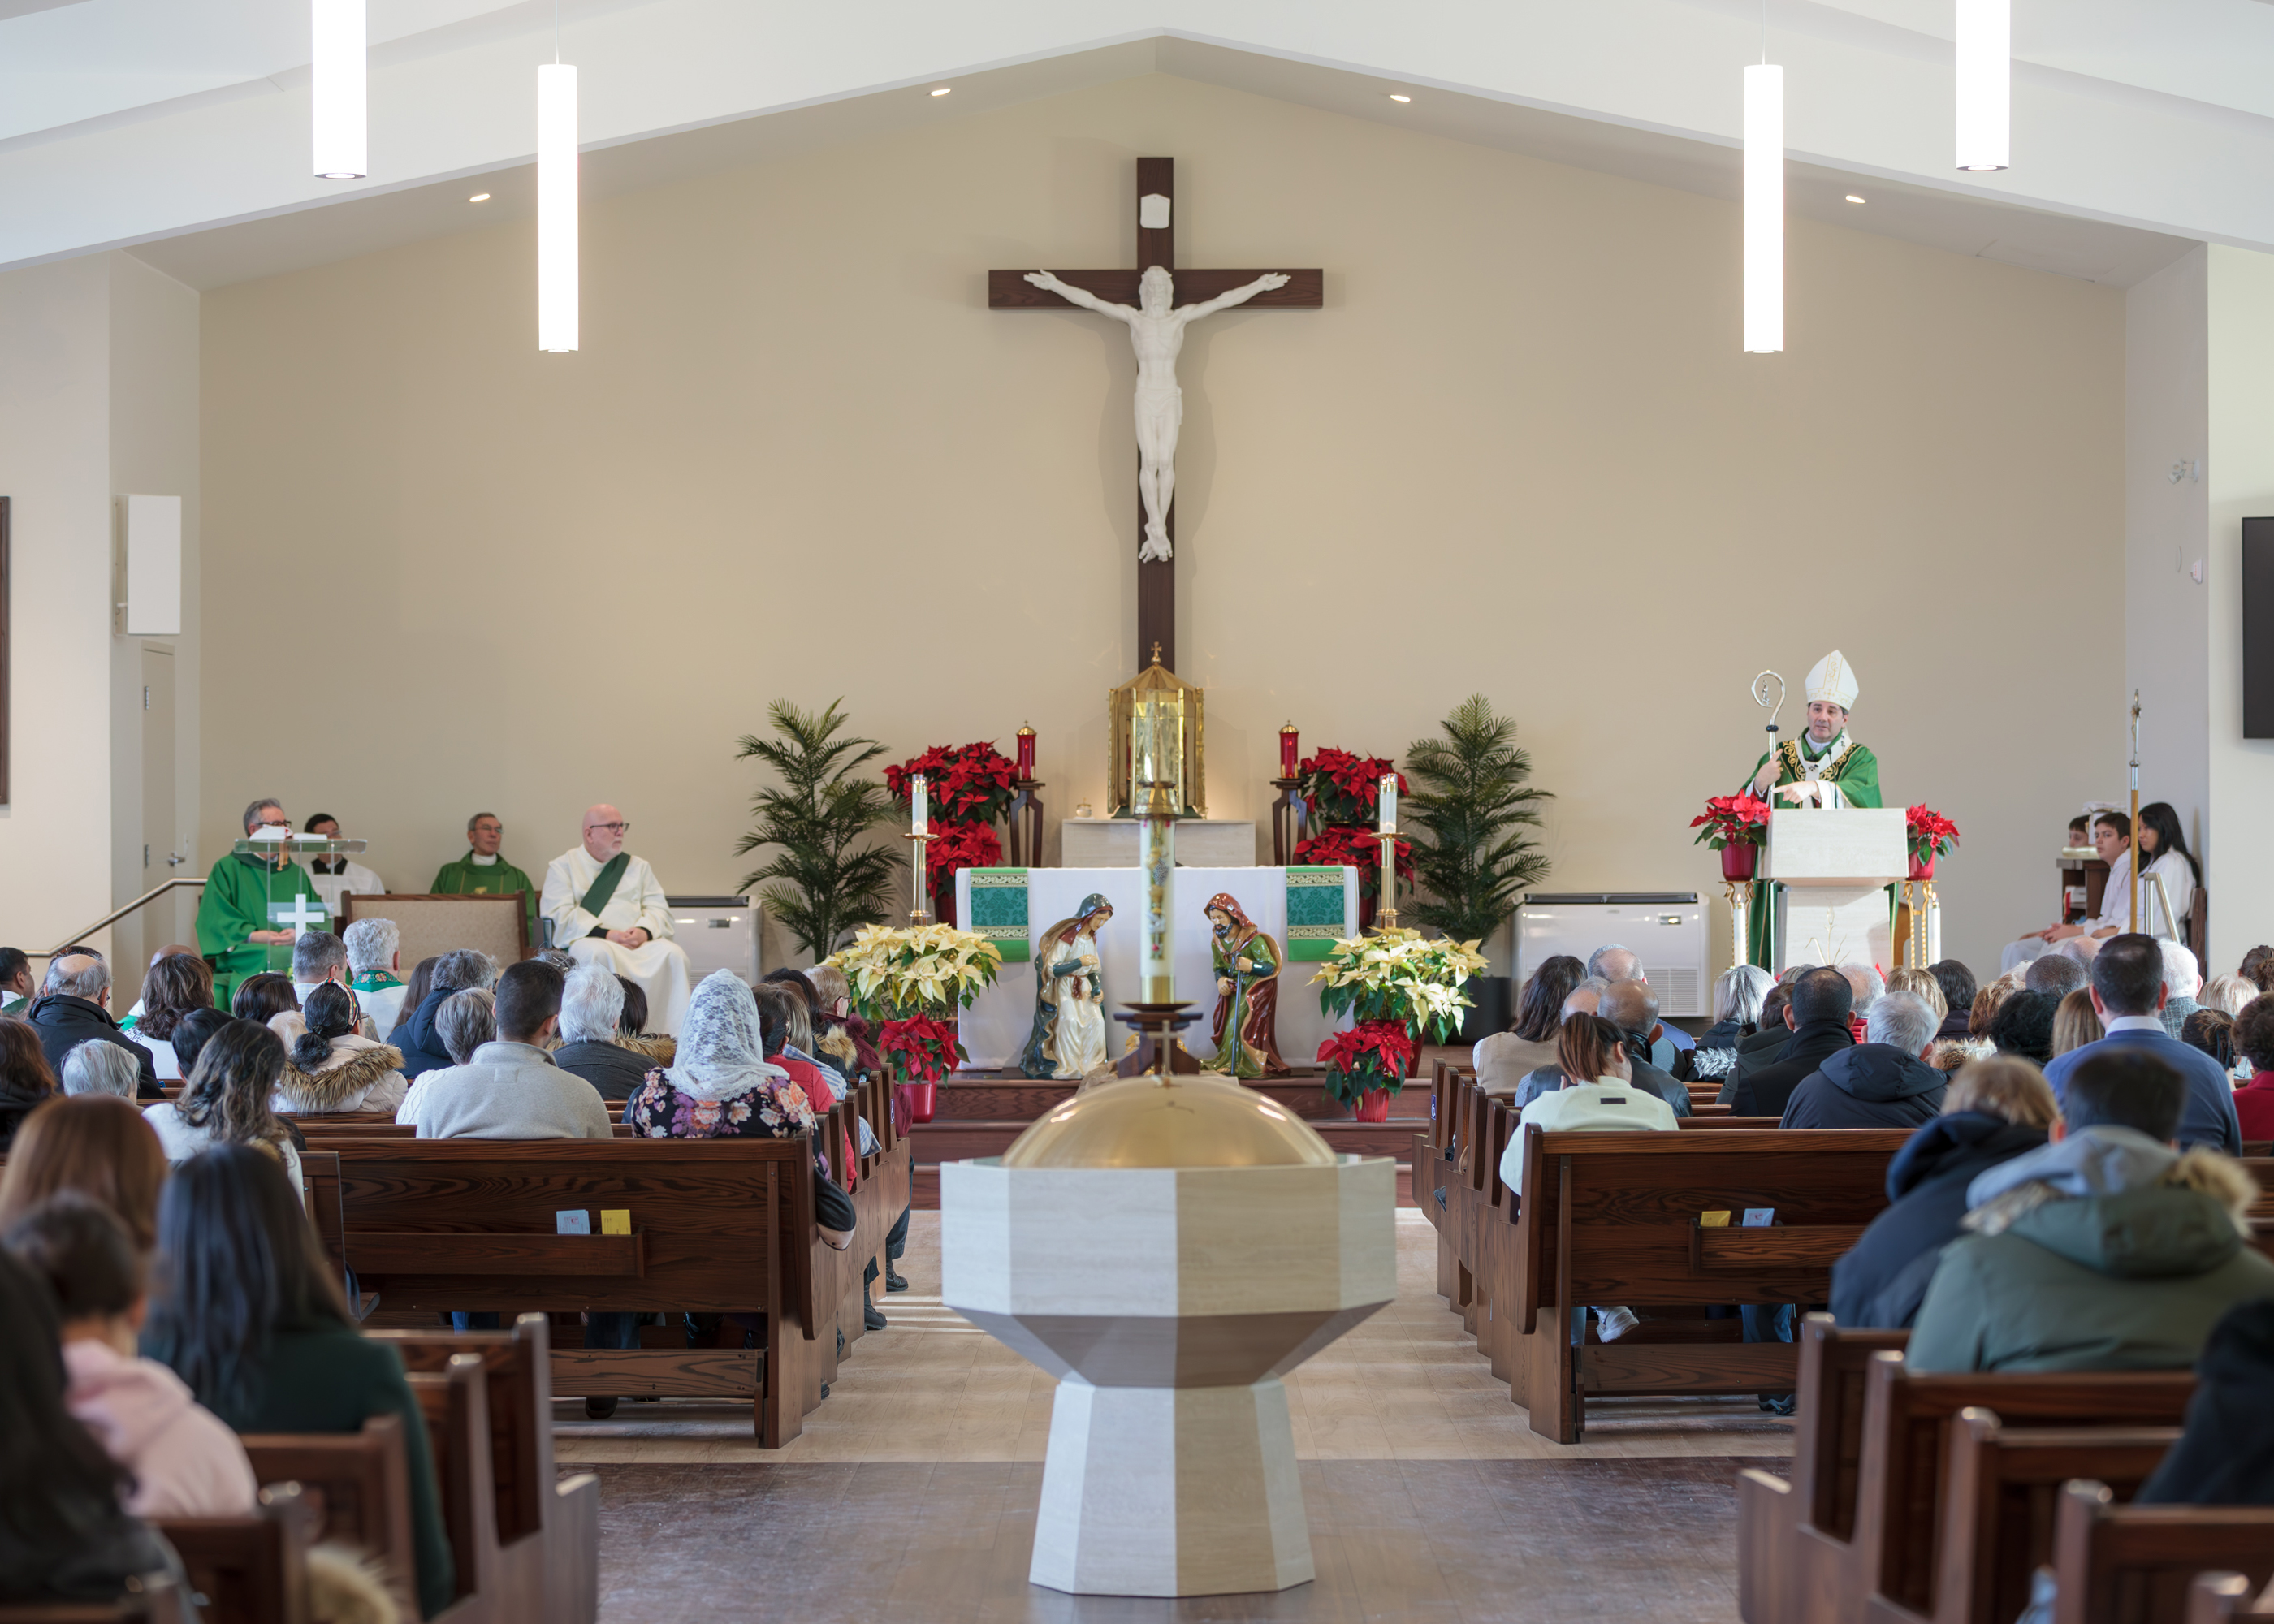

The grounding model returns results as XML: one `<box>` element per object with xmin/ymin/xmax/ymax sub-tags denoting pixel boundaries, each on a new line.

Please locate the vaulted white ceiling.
<box><xmin>6</xmin><ymin>0</ymin><xmax>2268</xmax><ymax>285</ymax></box>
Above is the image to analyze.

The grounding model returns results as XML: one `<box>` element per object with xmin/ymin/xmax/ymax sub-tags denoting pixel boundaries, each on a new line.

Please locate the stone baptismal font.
<box><xmin>940</xmin><ymin>1073</ymin><xmax>1397</xmax><ymax>1597</ymax></box>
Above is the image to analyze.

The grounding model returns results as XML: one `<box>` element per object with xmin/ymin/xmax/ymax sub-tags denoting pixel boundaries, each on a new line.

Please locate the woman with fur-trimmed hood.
<box><xmin>1906</xmin><ymin>1048</ymin><xmax>2274</xmax><ymax>1375</ymax></box>
<box><xmin>268</xmin><ymin>983</ymin><xmax>407</xmax><ymax>1116</ymax></box>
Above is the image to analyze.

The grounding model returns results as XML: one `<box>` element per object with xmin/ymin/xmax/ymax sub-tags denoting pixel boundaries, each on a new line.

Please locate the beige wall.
<box><xmin>199</xmin><ymin>73</ymin><xmax>2124</xmax><ymax>976</ymax></box>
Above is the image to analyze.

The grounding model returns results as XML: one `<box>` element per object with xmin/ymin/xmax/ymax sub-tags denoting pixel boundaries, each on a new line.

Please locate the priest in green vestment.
<box><xmin>197</xmin><ymin>797</ymin><xmax>326</xmax><ymax>1009</ymax></box>
<box><xmin>1740</xmin><ymin>650</ymin><xmax>1883</xmax><ymax>969</ymax></box>
<box><xmin>430</xmin><ymin>811</ymin><xmax>539</xmax><ymax>933</ymax></box>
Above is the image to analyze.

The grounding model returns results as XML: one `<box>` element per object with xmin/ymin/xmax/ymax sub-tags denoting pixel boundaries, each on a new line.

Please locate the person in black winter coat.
<box><xmin>1826</xmin><ymin>1056</ymin><xmax>2056</xmax><ymax>1329</ymax></box>
<box><xmin>391</xmin><ymin>948</ymin><xmax>496</xmax><ymax>1079</ymax></box>
<box><xmin>2138</xmin><ymin>1298</ymin><xmax>2274</xmax><ymax>1505</ymax></box>
<box><xmin>1781</xmin><ymin>991</ymin><xmax>1950</xmax><ymax>1131</ymax></box>
<box><xmin>1731</xmin><ymin>968</ymin><xmax>1856</xmax><ymax>1118</ymax></box>
<box><xmin>25</xmin><ymin>957</ymin><xmax>158</xmax><ymax>1102</ymax></box>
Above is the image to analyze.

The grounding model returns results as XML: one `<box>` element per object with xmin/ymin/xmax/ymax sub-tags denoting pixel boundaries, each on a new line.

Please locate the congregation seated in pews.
<box><xmin>0</xmin><ymin>859</ymin><xmax>910</xmax><ymax>1618</ymax></box>
<box><xmin>1434</xmin><ymin>925</ymin><xmax>2274</xmax><ymax>1615</ymax></box>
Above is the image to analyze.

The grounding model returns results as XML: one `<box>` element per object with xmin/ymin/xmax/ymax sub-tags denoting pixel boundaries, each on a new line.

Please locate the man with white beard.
<box><xmin>539</xmin><ymin>805</ymin><xmax>692</xmax><ymax>1034</ymax></box>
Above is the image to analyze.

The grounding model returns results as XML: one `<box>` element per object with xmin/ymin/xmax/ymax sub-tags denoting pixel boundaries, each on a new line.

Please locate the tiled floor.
<box><xmin>560</xmin><ymin>1210</ymin><xmax>1788</xmax><ymax>1621</ymax></box>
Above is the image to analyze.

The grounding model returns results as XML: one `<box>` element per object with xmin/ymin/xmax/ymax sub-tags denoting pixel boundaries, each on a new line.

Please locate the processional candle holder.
<box><xmin>1006</xmin><ymin>724</ymin><xmax>1046</xmax><ymax>868</ymax></box>
<box><xmin>1269</xmin><ymin>721</ymin><xmax>1306</xmax><ymax>867</ymax></box>
<box><xmin>906</xmin><ymin>772</ymin><xmax>937</xmax><ymax>927</ymax></box>
<box><xmin>1372</xmin><ymin>771</ymin><xmax>1401</xmax><ymax>933</ymax></box>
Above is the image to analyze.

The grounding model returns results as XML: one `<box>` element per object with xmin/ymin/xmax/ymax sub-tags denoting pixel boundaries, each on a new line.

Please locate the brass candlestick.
<box><xmin>1374</xmin><ymin>828</ymin><xmax>1400</xmax><ymax>932</ymax></box>
<box><xmin>906</xmin><ymin>830</ymin><xmax>938</xmax><ymax>926</ymax></box>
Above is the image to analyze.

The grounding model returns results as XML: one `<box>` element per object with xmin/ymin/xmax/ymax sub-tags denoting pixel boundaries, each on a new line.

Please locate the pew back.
<box><xmin>238</xmin><ymin>1415</ymin><xmax>417</xmax><ymax>1618</ymax></box>
<box><xmin>155</xmin><ymin>1482</ymin><xmax>318</xmax><ymax>1624</ymax></box>
<box><xmin>2052</xmin><ymin>1483</ymin><xmax>2274</xmax><ymax>1624</ymax></box>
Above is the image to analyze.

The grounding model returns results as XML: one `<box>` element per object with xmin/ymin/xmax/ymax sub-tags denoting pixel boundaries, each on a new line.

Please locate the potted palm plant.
<box><xmin>734</xmin><ymin>698</ymin><xmax>901</xmax><ymax>960</ymax></box>
<box><xmin>1402</xmin><ymin>695</ymin><xmax>1553</xmax><ymax>1042</ymax></box>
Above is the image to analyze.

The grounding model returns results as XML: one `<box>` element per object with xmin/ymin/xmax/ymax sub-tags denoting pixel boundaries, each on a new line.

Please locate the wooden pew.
<box><xmin>328</xmin><ymin>1104</ymin><xmax>908</xmax><ymax>1445</ymax></box>
<box><xmin>1845</xmin><ymin>1355</ymin><xmax>2194</xmax><ymax>1624</ymax></box>
<box><xmin>1739</xmin><ymin>1317</ymin><xmax>1911</xmax><ymax>1624</ymax></box>
<box><xmin>406</xmin><ymin>1353</ymin><xmax>499</xmax><ymax>1620</ymax></box>
<box><xmin>2191</xmin><ymin>1574</ymin><xmax>2274</xmax><ymax>1622</ymax></box>
<box><xmin>1922</xmin><ymin>1407</ymin><xmax>2181</xmax><ymax>1624</ymax></box>
<box><xmin>238</xmin><ymin>1417</ymin><xmax>417</xmax><ymax>1617</ymax></box>
<box><xmin>155</xmin><ymin>1482</ymin><xmax>318</xmax><ymax>1624</ymax></box>
<box><xmin>0</xmin><ymin>1579</ymin><xmax>197</xmax><ymax>1622</ymax></box>
<box><xmin>1511</xmin><ymin>1122</ymin><xmax>1910</xmax><ymax>1442</ymax></box>
<box><xmin>370</xmin><ymin>1315</ymin><xmax>599</xmax><ymax>1624</ymax></box>
<box><xmin>2050</xmin><ymin>1482</ymin><xmax>2274</xmax><ymax>1624</ymax></box>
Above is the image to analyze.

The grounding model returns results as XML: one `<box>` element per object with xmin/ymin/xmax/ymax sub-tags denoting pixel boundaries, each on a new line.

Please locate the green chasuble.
<box><xmin>198</xmin><ymin>853</ymin><xmax>324</xmax><ymax>1009</ymax></box>
<box><xmin>1741</xmin><ymin>734</ymin><xmax>1883</xmax><ymax>970</ymax></box>
<box><xmin>430</xmin><ymin>853</ymin><xmax>539</xmax><ymax>930</ymax></box>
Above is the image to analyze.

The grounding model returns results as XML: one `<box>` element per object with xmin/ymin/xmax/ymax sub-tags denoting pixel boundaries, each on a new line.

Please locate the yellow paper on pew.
<box><xmin>599</xmin><ymin>1209</ymin><xmax>631</xmax><ymax>1235</ymax></box>
<box><xmin>1699</xmin><ymin>1210</ymin><xmax>1731</xmax><ymax>1228</ymax></box>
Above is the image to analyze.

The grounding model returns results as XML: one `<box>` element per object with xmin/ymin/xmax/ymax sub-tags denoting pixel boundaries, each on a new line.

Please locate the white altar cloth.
<box><xmin>952</xmin><ymin>866</ymin><xmax>1358</xmax><ymax>1071</ymax></box>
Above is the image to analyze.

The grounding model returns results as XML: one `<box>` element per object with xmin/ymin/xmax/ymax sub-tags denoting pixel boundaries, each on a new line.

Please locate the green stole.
<box><xmin>580</xmin><ymin>853</ymin><xmax>630</xmax><ymax>919</ymax></box>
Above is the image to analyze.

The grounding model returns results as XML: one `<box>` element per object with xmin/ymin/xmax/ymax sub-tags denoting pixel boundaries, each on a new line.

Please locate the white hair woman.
<box><xmin>341</xmin><ymin>917</ymin><xmax>408</xmax><ymax>1036</ymax></box>
<box><xmin>552</xmin><ymin>963</ymin><xmax>650</xmax><ymax>1103</ymax></box>
<box><xmin>60</xmin><ymin>1042</ymin><xmax>141</xmax><ymax>1099</ymax></box>
<box><xmin>1693</xmin><ymin>965</ymin><xmax>1773</xmax><ymax>1080</ymax></box>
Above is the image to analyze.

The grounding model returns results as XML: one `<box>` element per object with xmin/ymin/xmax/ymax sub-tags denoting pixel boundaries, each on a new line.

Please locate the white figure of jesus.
<box><xmin>1025</xmin><ymin>264</ymin><xmax>1291</xmax><ymax>562</ymax></box>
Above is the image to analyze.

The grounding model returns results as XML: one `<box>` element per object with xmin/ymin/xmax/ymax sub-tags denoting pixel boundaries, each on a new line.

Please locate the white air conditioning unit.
<box><xmin>1514</xmin><ymin>892</ymin><xmax>1711</xmax><ymax>1017</ymax></box>
<box><xmin>667</xmin><ymin>895</ymin><xmax>759</xmax><ymax>984</ymax></box>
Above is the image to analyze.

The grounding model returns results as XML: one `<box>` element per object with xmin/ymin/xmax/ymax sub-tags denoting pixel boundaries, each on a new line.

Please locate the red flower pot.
<box><xmin>1908</xmin><ymin>853</ymin><xmax>1936</xmax><ymax>882</ymax></box>
<box><xmin>901</xmin><ymin>1082</ymin><xmax>936</xmax><ymax>1125</ymax></box>
<box><xmin>1353</xmin><ymin>1089</ymin><xmax>1392</xmax><ymax>1123</ymax></box>
<box><xmin>1720</xmin><ymin>843</ymin><xmax>1759</xmax><ymax>883</ymax></box>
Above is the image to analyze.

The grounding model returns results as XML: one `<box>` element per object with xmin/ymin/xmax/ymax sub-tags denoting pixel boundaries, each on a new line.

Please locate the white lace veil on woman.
<box><xmin>662</xmin><ymin>971</ymin><xmax>792</xmax><ymax>1104</ymax></box>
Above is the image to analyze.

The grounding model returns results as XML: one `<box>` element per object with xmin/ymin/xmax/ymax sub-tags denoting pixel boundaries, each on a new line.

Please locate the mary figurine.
<box><xmin>1020</xmin><ymin>894</ymin><xmax>1115</xmax><ymax>1080</ymax></box>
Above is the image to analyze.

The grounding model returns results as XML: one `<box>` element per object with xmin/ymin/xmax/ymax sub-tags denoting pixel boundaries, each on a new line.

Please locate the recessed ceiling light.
<box><xmin>930</xmin><ymin>86</ymin><xmax>951</xmax><ymax>97</ymax></box>
<box><xmin>1845</xmin><ymin>193</ymin><xmax>1865</xmax><ymax>203</ymax></box>
<box><xmin>1389</xmin><ymin>93</ymin><xmax>1412</xmax><ymax>102</ymax></box>
<box><xmin>469</xmin><ymin>192</ymin><xmax>491</xmax><ymax>203</ymax></box>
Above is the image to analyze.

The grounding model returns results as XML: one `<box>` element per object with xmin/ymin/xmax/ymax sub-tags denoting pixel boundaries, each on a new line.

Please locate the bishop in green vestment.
<box><xmin>1741</xmin><ymin>650</ymin><xmax>1883</xmax><ymax>969</ymax></box>
<box><xmin>197</xmin><ymin>799</ymin><xmax>326</xmax><ymax>1009</ymax></box>
<box><xmin>430</xmin><ymin>811</ymin><xmax>539</xmax><ymax>933</ymax></box>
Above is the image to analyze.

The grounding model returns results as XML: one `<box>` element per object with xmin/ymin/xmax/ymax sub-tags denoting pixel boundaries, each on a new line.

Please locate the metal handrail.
<box><xmin>38</xmin><ymin>875</ymin><xmax>208</xmax><ymax>959</ymax></box>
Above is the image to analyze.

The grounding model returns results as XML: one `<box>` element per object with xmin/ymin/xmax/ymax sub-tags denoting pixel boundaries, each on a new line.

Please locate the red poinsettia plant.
<box><xmin>884</xmin><ymin>741</ymin><xmax>1018</xmax><ymax>926</ymax></box>
<box><xmin>1293</xmin><ymin>822</ymin><xmax>1416</xmax><ymax>881</ymax></box>
<box><xmin>1296</xmin><ymin>747</ymin><xmax>1408</xmax><ymax>828</ymax></box>
<box><xmin>878</xmin><ymin>1012</ymin><xmax>965</xmax><ymax>1083</ymax></box>
<box><xmin>1905</xmin><ymin>805</ymin><xmax>1961</xmax><ymax>863</ymax></box>
<box><xmin>1689</xmin><ymin>793</ymin><xmax>1773</xmax><ymax>850</ymax></box>
<box><xmin>1316</xmin><ymin>1019</ymin><xmax>1417</xmax><ymax>1104</ymax></box>
<box><xmin>919</xmin><ymin>823</ymin><xmax>1002</xmax><ymax>926</ymax></box>
<box><xmin>885</xmin><ymin>742</ymin><xmax>1018</xmax><ymax>827</ymax></box>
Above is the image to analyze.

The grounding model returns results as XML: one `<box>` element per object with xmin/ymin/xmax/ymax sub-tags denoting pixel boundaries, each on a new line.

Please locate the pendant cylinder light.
<box><xmin>1955</xmin><ymin>0</ymin><xmax>2010</xmax><ymax>171</ymax></box>
<box><xmin>538</xmin><ymin>62</ymin><xmax>579</xmax><ymax>353</ymax></box>
<box><xmin>310</xmin><ymin>0</ymin><xmax>366</xmax><ymax>180</ymax></box>
<box><xmin>1742</xmin><ymin>63</ymin><xmax>1783</xmax><ymax>355</ymax></box>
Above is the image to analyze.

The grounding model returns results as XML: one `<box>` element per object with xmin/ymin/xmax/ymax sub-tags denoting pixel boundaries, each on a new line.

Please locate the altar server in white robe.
<box><xmin>540</xmin><ymin>805</ymin><xmax>692</xmax><ymax>1034</ymax></box>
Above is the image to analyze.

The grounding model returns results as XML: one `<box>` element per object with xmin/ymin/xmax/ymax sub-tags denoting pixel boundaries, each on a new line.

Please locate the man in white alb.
<box><xmin>539</xmin><ymin>806</ymin><xmax>693</xmax><ymax>1034</ymax></box>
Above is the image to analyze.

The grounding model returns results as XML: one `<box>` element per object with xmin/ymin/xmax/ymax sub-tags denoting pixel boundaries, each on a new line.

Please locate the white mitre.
<box><xmin>1805</xmin><ymin>650</ymin><xmax>1859</xmax><ymax>711</ymax></box>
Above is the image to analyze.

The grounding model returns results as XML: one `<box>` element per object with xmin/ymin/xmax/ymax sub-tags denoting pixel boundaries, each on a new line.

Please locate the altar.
<box><xmin>952</xmin><ymin>866</ymin><xmax>1359</xmax><ymax>1070</ymax></box>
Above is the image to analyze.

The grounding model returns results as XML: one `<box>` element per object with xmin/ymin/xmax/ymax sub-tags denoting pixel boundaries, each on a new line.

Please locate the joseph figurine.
<box><xmin>1740</xmin><ymin>650</ymin><xmax>1882</xmax><ymax>969</ymax></box>
<box><xmin>1201</xmin><ymin>893</ymin><xmax>1290</xmax><ymax>1078</ymax></box>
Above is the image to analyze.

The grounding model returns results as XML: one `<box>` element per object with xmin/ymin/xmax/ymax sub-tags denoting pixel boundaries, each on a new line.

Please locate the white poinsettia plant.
<box><xmin>1310</xmin><ymin>928</ymin><xmax>1488</xmax><ymax>1045</ymax></box>
<box><xmin>826</xmin><ymin>922</ymin><xmax>1004</xmax><ymax>1021</ymax></box>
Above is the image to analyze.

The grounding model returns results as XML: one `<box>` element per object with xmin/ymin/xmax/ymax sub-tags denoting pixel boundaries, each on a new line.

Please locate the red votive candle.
<box><xmin>1015</xmin><ymin>724</ymin><xmax>1036</xmax><ymax>779</ymax></box>
<box><xmin>1279</xmin><ymin>723</ymin><xmax>1299</xmax><ymax>778</ymax></box>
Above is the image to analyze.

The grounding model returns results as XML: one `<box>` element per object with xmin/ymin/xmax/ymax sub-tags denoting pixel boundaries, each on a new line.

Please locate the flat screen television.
<box><xmin>2246</xmin><ymin>517</ymin><xmax>2274</xmax><ymax>737</ymax></box>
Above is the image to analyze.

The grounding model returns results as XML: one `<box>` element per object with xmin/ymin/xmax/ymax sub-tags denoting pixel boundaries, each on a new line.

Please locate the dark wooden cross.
<box><xmin>989</xmin><ymin>157</ymin><xmax>1321</xmax><ymax>675</ymax></box>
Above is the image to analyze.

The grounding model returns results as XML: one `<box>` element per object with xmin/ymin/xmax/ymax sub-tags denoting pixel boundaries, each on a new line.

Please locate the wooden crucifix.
<box><xmin>990</xmin><ymin>158</ymin><xmax>1321</xmax><ymax>675</ymax></box>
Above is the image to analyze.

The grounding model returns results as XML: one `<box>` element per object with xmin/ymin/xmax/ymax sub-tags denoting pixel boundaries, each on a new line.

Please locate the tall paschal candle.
<box><xmin>1377</xmin><ymin>773</ymin><xmax>1398</xmax><ymax>835</ymax></box>
<box><xmin>912</xmin><ymin>773</ymin><xmax>929</xmax><ymax>836</ymax></box>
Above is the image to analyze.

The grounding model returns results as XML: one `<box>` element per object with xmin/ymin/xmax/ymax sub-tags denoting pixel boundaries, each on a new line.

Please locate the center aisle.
<box><xmin>560</xmin><ymin>1212</ymin><xmax>1792</xmax><ymax>1621</ymax></box>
